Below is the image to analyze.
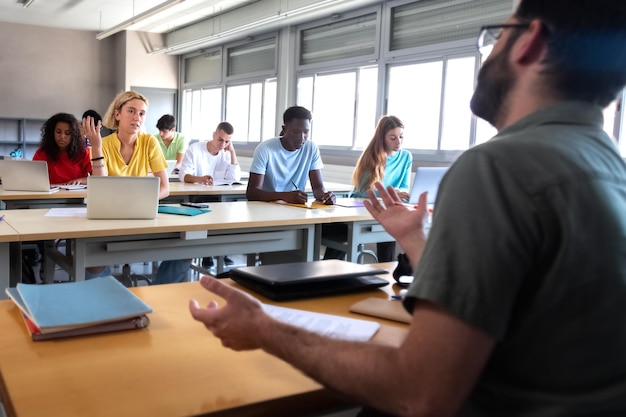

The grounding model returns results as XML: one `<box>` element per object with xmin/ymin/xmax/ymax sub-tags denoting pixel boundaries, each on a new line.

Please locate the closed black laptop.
<box><xmin>230</xmin><ymin>260</ymin><xmax>389</xmax><ymax>301</ymax></box>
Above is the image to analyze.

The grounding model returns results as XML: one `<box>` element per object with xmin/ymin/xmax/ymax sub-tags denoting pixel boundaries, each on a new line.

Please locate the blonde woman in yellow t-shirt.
<box><xmin>81</xmin><ymin>91</ymin><xmax>170</xmax><ymax>279</ymax></box>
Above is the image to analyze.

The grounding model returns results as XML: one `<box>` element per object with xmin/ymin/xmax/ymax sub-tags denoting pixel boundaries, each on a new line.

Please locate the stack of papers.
<box><xmin>5</xmin><ymin>276</ymin><xmax>153</xmax><ymax>341</ymax></box>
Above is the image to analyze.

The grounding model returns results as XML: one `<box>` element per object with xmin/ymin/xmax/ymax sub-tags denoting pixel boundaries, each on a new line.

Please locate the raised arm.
<box><xmin>82</xmin><ymin>116</ymin><xmax>107</xmax><ymax>177</ymax></box>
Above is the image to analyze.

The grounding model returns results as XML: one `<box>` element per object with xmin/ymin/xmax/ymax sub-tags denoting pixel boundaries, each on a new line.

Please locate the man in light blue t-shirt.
<box><xmin>246</xmin><ymin>106</ymin><xmax>335</xmax><ymax>205</ymax></box>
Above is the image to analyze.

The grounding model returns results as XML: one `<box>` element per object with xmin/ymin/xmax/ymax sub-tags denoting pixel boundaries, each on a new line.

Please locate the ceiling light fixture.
<box><xmin>96</xmin><ymin>0</ymin><xmax>185</xmax><ymax>40</ymax></box>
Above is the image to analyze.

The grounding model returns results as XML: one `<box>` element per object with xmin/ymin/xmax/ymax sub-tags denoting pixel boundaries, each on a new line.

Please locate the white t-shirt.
<box><xmin>179</xmin><ymin>141</ymin><xmax>241</xmax><ymax>182</ymax></box>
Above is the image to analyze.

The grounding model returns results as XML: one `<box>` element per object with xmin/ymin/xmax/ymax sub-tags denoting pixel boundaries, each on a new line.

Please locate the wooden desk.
<box><xmin>325</xmin><ymin>204</ymin><xmax>395</xmax><ymax>262</ymax></box>
<box><xmin>1</xmin><ymin>202</ymin><xmax>331</xmax><ymax>291</ymax></box>
<box><xmin>0</xmin><ymin>264</ymin><xmax>408</xmax><ymax>417</ymax></box>
<box><xmin>0</xmin><ymin>188</ymin><xmax>87</xmax><ymax>210</ymax></box>
<box><xmin>271</xmin><ymin>201</ymin><xmax>394</xmax><ymax>262</ymax></box>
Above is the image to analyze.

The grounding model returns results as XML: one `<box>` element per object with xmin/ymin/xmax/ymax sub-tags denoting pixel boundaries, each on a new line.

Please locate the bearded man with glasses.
<box><xmin>189</xmin><ymin>1</ymin><xmax>626</xmax><ymax>416</ymax></box>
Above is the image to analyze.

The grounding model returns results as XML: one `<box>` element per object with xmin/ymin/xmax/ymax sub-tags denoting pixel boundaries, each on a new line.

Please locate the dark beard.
<box><xmin>470</xmin><ymin>46</ymin><xmax>515</xmax><ymax>128</ymax></box>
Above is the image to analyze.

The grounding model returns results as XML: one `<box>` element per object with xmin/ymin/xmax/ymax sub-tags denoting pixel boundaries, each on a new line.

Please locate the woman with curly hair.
<box><xmin>33</xmin><ymin>112</ymin><xmax>91</xmax><ymax>185</ymax></box>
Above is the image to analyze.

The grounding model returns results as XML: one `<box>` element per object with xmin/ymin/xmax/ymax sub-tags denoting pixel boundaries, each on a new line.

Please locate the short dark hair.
<box><xmin>216</xmin><ymin>121</ymin><xmax>234</xmax><ymax>135</ymax></box>
<box><xmin>82</xmin><ymin>109</ymin><xmax>102</xmax><ymax>125</ymax></box>
<box><xmin>156</xmin><ymin>114</ymin><xmax>176</xmax><ymax>130</ymax></box>
<box><xmin>515</xmin><ymin>0</ymin><xmax>626</xmax><ymax>107</ymax></box>
<box><xmin>283</xmin><ymin>106</ymin><xmax>312</xmax><ymax>124</ymax></box>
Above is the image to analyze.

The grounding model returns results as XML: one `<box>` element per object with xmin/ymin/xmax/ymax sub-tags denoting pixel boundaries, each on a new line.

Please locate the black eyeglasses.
<box><xmin>477</xmin><ymin>24</ymin><xmax>530</xmax><ymax>55</ymax></box>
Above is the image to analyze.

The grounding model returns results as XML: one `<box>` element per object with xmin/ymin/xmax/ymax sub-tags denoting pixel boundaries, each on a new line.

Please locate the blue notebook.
<box><xmin>158</xmin><ymin>205</ymin><xmax>211</xmax><ymax>216</ymax></box>
<box><xmin>5</xmin><ymin>276</ymin><xmax>153</xmax><ymax>334</ymax></box>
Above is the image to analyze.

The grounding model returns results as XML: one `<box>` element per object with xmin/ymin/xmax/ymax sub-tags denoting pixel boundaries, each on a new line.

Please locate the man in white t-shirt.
<box><xmin>179</xmin><ymin>122</ymin><xmax>241</xmax><ymax>185</ymax></box>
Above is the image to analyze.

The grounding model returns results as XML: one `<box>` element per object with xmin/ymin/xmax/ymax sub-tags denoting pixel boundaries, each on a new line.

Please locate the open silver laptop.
<box><xmin>0</xmin><ymin>159</ymin><xmax>59</xmax><ymax>192</ymax></box>
<box><xmin>408</xmin><ymin>166</ymin><xmax>448</xmax><ymax>205</ymax></box>
<box><xmin>86</xmin><ymin>176</ymin><xmax>160</xmax><ymax>220</ymax></box>
<box><xmin>166</xmin><ymin>160</ymin><xmax>177</xmax><ymax>175</ymax></box>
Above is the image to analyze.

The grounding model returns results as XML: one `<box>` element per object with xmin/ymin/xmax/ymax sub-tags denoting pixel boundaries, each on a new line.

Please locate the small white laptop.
<box><xmin>0</xmin><ymin>159</ymin><xmax>59</xmax><ymax>192</ymax></box>
<box><xmin>86</xmin><ymin>176</ymin><xmax>160</xmax><ymax>220</ymax></box>
<box><xmin>408</xmin><ymin>167</ymin><xmax>449</xmax><ymax>205</ymax></box>
<box><xmin>165</xmin><ymin>160</ymin><xmax>177</xmax><ymax>176</ymax></box>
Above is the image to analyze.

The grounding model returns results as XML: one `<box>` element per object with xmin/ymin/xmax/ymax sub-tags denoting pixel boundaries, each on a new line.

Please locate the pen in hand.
<box><xmin>291</xmin><ymin>181</ymin><xmax>299</xmax><ymax>191</ymax></box>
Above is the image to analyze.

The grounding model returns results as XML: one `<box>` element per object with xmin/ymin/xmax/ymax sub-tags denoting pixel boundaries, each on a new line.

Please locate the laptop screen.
<box><xmin>86</xmin><ymin>176</ymin><xmax>160</xmax><ymax>220</ymax></box>
<box><xmin>408</xmin><ymin>167</ymin><xmax>448</xmax><ymax>205</ymax></box>
<box><xmin>0</xmin><ymin>160</ymin><xmax>58</xmax><ymax>192</ymax></box>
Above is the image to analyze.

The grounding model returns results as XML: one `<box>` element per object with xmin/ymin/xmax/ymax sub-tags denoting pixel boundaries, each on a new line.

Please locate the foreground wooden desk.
<box><xmin>1</xmin><ymin>201</ymin><xmax>331</xmax><ymax>289</ymax></box>
<box><xmin>0</xmin><ymin>264</ymin><xmax>408</xmax><ymax>417</ymax></box>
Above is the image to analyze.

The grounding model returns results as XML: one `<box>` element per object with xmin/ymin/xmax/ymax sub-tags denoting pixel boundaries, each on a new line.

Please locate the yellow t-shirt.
<box><xmin>102</xmin><ymin>132</ymin><xmax>168</xmax><ymax>176</ymax></box>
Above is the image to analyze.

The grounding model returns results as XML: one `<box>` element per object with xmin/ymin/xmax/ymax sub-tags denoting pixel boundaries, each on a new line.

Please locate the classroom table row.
<box><xmin>0</xmin><ymin>262</ymin><xmax>409</xmax><ymax>417</ymax></box>
<box><xmin>0</xmin><ymin>200</ymin><xmax>394</xmax><ymax>295</ymax></box>
<box><xmin>0</xmin><ymin>181</ymin><xmax>353</xmax><ymax>209</ymax></box>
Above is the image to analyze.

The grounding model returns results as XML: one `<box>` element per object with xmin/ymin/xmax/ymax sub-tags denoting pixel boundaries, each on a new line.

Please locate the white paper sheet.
<box><xmin>263</xmin><ymin>304</ymin><xmax>380</xmax><ymax>342</ymax></box>
<box><xmin>45</xmin><ymin>207</ymin><xmax>87</xmax><ymax>217</ymax></box>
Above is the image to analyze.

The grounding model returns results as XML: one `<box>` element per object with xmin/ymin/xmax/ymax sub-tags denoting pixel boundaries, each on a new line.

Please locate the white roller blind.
<box><xmin>390</xmin><ymin>0</ymin><xmax>513</xmax><ymax>51</ymax></box>
<box><xmin>184</xmin><ymin>51</ymin><xmax>222</xmax><ymax>84</ymax></box>
<box><xmin>300</xmin><ymin>12</ymin><xmax>377</xmax><ymax>66</ymax></box>
<box><xmin>227</xmin><ymin>37</ymin><xmax>277</xmax><ymax>77</ymax></box>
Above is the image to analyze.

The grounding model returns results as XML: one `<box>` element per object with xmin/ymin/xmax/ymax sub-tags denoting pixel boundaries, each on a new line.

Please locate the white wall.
<box><xmin>0</xmin><ymin>23</ymin><xmax>178</xmax><ymax>119</ymax></box>
<box><xmin>0</xmin><ymin>22</ymin><xmax>117</xmax><ymax>118</ymax></box>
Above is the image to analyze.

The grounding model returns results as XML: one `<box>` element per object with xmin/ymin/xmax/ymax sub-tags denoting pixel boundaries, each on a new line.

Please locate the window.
<box><xmin>386</xmin><ymin>53</ymin><xmax>495</xmax><ymax>151</ymax></box>
<box><xmin>297</xmin><ymin>66</ymin><xmax>378</xmax><ymax>148</ymax></box>
<box><xmin>225</xmin><ymin>79</ymin><xmax>277</xmax><ymax>142</ymax></box>
<box><xmin>387</xmin><ymin>61</ymin><xmax>443</xmax><ymax>150</ymax></box>
<box><xmin>182</xmin><ymin>88</ymin><xmax>222</xmax><ymax>141</ymax></box>
<box><xmin>440</xmin><ymin>56</ymin><xmax>477</xmax><ymax>150</ymax></box>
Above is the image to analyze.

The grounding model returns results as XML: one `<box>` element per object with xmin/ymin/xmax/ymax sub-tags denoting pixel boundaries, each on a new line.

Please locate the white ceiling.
<box><xmin>0</xmin><ymin>0</ymin><xmax>252</xmax><ymax>35</ymax></box>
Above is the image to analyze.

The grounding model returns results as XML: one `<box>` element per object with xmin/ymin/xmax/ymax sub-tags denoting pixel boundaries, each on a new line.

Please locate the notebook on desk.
<box><xmin>0</xmin><ymin>160</ymin><xmax>59</xmax><ymax>192</ymax></box>
<box><xmin>230</xmin><ymin>260</ymin><xmax>389</xmax><ymax>301</ymax></box>
<box><xmin>86</xmin><ymin>176</ymin><xmax>160</xmax><ymax>220</ymax></box>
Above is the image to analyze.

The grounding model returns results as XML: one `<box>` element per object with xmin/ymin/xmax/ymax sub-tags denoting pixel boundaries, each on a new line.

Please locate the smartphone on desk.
<box><xmin>180</xmin><ymin>202</ymin><xmax>209</xmax><ymax>209</ymax></box>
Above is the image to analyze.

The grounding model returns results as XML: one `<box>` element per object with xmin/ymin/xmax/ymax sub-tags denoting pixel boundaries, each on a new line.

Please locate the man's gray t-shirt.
<box><xmin>406</xmin><ymin>102</ymin><xmax>626</xmax><ymax>416</ymax></box>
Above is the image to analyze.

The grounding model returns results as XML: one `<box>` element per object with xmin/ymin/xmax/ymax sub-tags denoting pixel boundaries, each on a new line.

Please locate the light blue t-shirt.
<box><xmin>383</xmin><ymin>148</ymin><xmax>412</xmax><ymax>191</ymax></box>
<box><xmin>352</xmin><ymin>148</ymin><xmax>413</xmax><ymax>198</ymax></box>
<box><xmin>250</xmin><ymin>137</ymin><xmax>324</xmax><ymax>192</ymax></box>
